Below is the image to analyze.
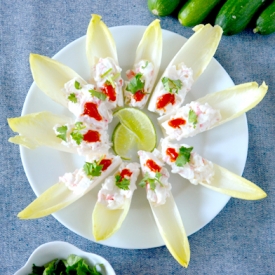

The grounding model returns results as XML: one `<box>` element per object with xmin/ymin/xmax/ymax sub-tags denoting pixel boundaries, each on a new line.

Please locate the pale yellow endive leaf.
<box><xmin>200</xmin><ymin>164</ymin><xmax>267</xmax><ymax>200</ymax></box>
<box><xmin>30</xmin><ymin>53</ymin><xmax>86</xmax><ymax>107</ymax></box>
<box><xmin>158</xmin><ymin>81</ymin><xmax>268</xmax><ymax>136</ymax></box>
<box><xmin>17</xmin><ymin>183</ymin><xmax>83</xmax><ymax>219</ymax></box>
<box><xmin>149</xmin><ymin>194</ymin><xmax>190</xmax><ymax>267</ymax></box>
<box><xmin>92</xmin><ymin>198</ymin><xmax>131</xmax><ymax>241</ymax></box>
<box><xmin>197</xmin><ymin>82</ymin><xmax>268</xmax><ymax>127</ymax></box>
<box><xmin>135</xmin><ymin>19</ymin><xmax>162</xmax><ymax>93</ymax></box>
<box><xmin>148</xmin><ymin>24</ymin><xmax>223</xmax><ymax>112</ymax></box>
<box><xmin>86</xmin><ymin>14</ymin><xmax>118</xmax><ymax>72</ymax></box>
<box><xmin>18</xmin><ymin>157</ymin><xmax>122</xmax><ymax>219</ymax></box>
<box><xmin>8</xmin><ymin>111</ymin><xmax>75</xmax><ymax>152</ymax></box>
<box><xmin>167</xmin><ymin>24</ymin><xmax>223</xmax><ymax>81</ymax></box>
<box><xmin>125</xmin><ymin>19</ymin><xmax>162</xmax><ymax>109</ymax></box>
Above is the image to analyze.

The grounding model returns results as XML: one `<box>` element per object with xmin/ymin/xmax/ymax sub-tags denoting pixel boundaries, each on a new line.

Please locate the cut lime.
<box><xmin>112</xmin><ymin>123</ymin><xmax>138</xmax><ymax>160</ymax></box>
<box><xmin>113</xmin><ymin>107</ymin><xmax>157</xmax><ymax>157</ymax></box>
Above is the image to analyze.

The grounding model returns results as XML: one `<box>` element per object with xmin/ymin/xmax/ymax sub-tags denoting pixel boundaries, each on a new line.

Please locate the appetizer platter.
<box><xmin>8</xmin><ymin>15</ymin><xmax>268</xmax><ymax>267</ymax></box>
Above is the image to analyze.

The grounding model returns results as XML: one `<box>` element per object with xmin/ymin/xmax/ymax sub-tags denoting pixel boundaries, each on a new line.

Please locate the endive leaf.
<box><xmin>17</xmin><ymin>183</ymin><xmax>83</xmax><ymax>219</ymax></box>
<box><xmin>92</xmin><ymin>198</ymin><xmax>131</xmax><ymax>241</ymax></box>
<box><xmin>197</xmin><ymin>82</ymin><xmax>268</xmax><ymax>127</ymax></box>
<box><xmin>167</xmin><ymin>24</ymin><xmax>222</xmax><ymax>81</ymax></box>
<box><xmin>86</xmin><ymin>14</ymin><xmax>118</xmax><ymax>72</ymax></box>
<box><xmin>134</xmin><ymin>19</ymin><xmax>162</xmax><ymax>70</ymax></box>
<box><xmin>149</xmin><ymin>194</ymin><xmax>190</xmax><ymax>267</ymax></box>
<box><xmin>148</xmin><ymin>24</ymin><xmax>223</xmax><ymax>113</ymax></box>
<box><xmin>30</xmin><ymin>53</ymin><xmax>86</xmax><ymax>107</ymax></box>
<box><xmin>18</xmin><ymin>156</ymin><xmax>122</xmax><ymax>219</ymax></box>
<box><xmin>125</xmin><ymin>19</ymin><xmax>162</xmax><ymax>108</ymax></box>
<box><xmin>158</xmin><ymin>82</ymin><xmax>268</xmax><ymax>138</ymax></box>
<box><xmin>200</xmin><ymin>164</ymin><xmax>267</xmax><ymax>200</ymax></box>
<box><xmin>8</xmin><ymin>111</ymin><xmax>75</xmax><ymax>152</ymax></box>
<box><xmin>160</xmin><ymin>139</ymin><xmax>267</xmax><ymax>200</ymax></box>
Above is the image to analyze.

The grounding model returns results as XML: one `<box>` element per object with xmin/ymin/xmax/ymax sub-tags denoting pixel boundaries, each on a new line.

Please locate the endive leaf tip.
<box><xmin>192</xmin><ymin>24</ymin><xmax>204</xmax><ymax>32</ymax></box>
<box><xmin>91</xmin><ymin>14</ymin><xmax>102</xmax><ymax>22</ymax></box>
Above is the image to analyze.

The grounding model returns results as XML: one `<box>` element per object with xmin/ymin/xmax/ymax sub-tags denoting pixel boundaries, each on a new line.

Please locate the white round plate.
<box><xmin>20</xmin><ymin>26</ymin><xmax>248</xmax><ymax>249</ymax></box>
<box><xmin>14</xmin><ymin>241</ymin><xmax>115</xmax><ymax>275</ymax></box>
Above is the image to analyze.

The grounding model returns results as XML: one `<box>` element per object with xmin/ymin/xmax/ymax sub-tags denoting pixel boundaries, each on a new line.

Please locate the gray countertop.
<box><xmin>1</xmin><ymin>1</ymin><xmax>274</xmax><ymax>274</ymax></box>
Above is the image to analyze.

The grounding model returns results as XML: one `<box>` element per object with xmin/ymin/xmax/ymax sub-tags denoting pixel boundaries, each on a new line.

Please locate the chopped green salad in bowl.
<box><xmin>14</xmin><ymin>241</ymin><xmax>115</xmax><ymax>275</ymax></box>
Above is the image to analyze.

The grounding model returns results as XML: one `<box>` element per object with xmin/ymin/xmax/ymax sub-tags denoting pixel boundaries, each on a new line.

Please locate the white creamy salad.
<box><xmin>97</xmin><ymin>162</ymin><xmax>140</xmax><ymax>209</ymax></box>
<box><xmin>138</xmin><ymin>149</ymin><xmax>171</xmax><ymax>206</ymax></box>
<box><xmin>62</xmin><ymin>77</ymin><xmax>113</xmax><ymax>129</ymax></box>
<box><xmin>53</xmin><ymin>121</ymin><xmax>111</xmax><ymax>156</ymax></box>
<box><xmin>160</xmin><ymin>138</ymin><xmax>214</xmax><ymax>185</ymax></box>
<box><xmin>149</xmin><ymin>62</ymin><xmax>194</xmax><ymax>115</ymax></box>
<box><xmin>59</xmin><ymin>155</ymin><xmax>122</xmax><ymax>195</ymax></box>
<box><xmin>161</xmin><ymin>101</ymin><xmax>222</xmax><ymax>140</ymax></box>
<box><xmin>124</xmin><ymin>60</ymin><xmax>154</xmax><ymax>108</ymax></box>
<box><xmin>92</xmin><ymin>57</ymin><xmax>124</xmax><ymax>107</ymax></box>
<box><xmin>59</xmin><ymin>168</ymin><xmax>92</xmax><ymax>195</ymax></box>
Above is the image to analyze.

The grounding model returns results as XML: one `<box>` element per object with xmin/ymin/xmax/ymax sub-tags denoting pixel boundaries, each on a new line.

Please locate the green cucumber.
<box><xmin>254</xmin><ymin>1</ymin><xmax>275</xmax><ymax>35</ymax></box>
<box><xmin>215</xmin><ymin>0</ymin><xmax>268</xmax><ymax>35</ymax></box>
<box><xmin>147</xmin><ymin>0</ymin><xmax>181</xmax><ymax>17</ymax></box>
<box><xmin>178</xmin><ymin>0</ymin><xmax>222</xmax><ymax>27</ymax></box>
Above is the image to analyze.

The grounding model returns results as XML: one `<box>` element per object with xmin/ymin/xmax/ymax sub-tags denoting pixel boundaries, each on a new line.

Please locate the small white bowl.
<box><xmin>14</xmin><ymin>241</ymin><xmax>116</xmax><ymax>275</ymax></box>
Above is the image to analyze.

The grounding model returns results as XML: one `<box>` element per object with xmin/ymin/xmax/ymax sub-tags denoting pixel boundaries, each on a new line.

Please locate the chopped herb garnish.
<box><xmin>139</xmin><ymin>172</ymin><xmax>163</xmax><ymax>191</ymax></box>
<box><xmin>100</xmin><ymin>68</ymin><xmax>112</xmax><ymax>78</ymax></box>
<box><xmin>70</xmin><ymin>122</ymin><xmax>85</xmax><ymax>145</ymax></box>
<box><xmin>30</xmin><ymin>254</ymin><xmax>103</xmax><ymax>275</ymax></box>
<box><xmin>56</xmin><ymin>125</ymin><xmax>68</xmax><ymax>142</ymax></box>
<box><xmin>83</xmin><ymin>159</ymin><xmax>103</xmax><ymax>178</ymax></box>
<box><xmin>162</xmin><ymin>77</ymin><xmax>182</xmax><ymax>94</ymax></box>
<box><xmin>68</xmin><ymin>93</ymin><xmax>77</xmax><ymax>103</ymax></box>
<box><xmin>126</xmin><ymin>73</ymin><xmax>145</xmax><ymax>94</ymax></box>
<box><xmin>89</xmin><ymin>89</ymin><xmax>107</xmax><ymax>101</ymax></box>
<box><xmin>142</xmin><ymin>61</ymin><xmax>149</xmax><ymax>69</ymax></box>
<box><xmin>175</xmin><ymin>146</ymin><xmax>193</xmax><ymax>167</ymax></box>
<box><xmin>106</xmin><ymin>72</ymin><xmax>120</xmax><ymax>88</ymax></box>
<box><xmin>74</xmin><ymin>80</ymin><xmax>82</xmax><ymax>90</ymax></box>
<box><xmin>115</xmin><ymin>175</ymin><xmax>130</xmax><ymax>190</ymax></box>
<box><xmin>188</xmin><ymin>109</ymin><xmax>198</xmax><ymax>127</ymax></box>
<box><xmin>74</xmin><ymin>121</ymin><xmax>86</xmax><ymax>130</ymax></box>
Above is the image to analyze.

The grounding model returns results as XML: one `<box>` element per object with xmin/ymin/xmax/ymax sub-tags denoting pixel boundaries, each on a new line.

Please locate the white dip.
<box><xmin>161</xmin><ymin>101</ymin><xmax>222</xmax><ymax>140</ymax></box>
<box><xmin>151</xmin><ymin>62</ymin><xmax>193</xmax><ymax>115</ymax></box>
<box><xmin>160</xmin><ymin>138</ymin><xmax>214</xmax><ymax>185</ymax></box>
<box><xmin>124</xmin><ymin>60</ymin><xmax>154</xmax><ymax>108</ymax></box>
<box><xmin>97</xmin><ymin>162</ymin><xmax>140</xmax><ymax>209</ymax></box>
<box><xmin>138</xmin><ymin>149</ymin><xmax>171</xmax><ymax>206</ymax></box>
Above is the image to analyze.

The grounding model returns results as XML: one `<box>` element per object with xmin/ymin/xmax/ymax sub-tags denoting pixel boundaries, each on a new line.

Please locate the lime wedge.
<box><xmin>112</xmin><ymin>107</ymin><xmax>157</xmax><ymax>158</ymax></box>
<box><xmin>112</xmin><ymin>123</ymin><xmax>138</xmax><ymax>160</ymax></box>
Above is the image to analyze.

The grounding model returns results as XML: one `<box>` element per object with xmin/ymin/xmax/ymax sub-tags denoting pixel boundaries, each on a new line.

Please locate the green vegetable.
<box><xmin>188</xmin><ymin>109</ymin><xmax>198</xmax><ymax>126</ymax></box>
<box><xmin>29</xmin><ymin>254</ymin><xmax>103</xmax><ymax>275</ymax></box>
<box><xmin>74</xmin><ymin>80</ymin><xmax>82</xmax><ymax>90</ymax></box>
<box><xmin>139</xmin><ymin>172</ymin><xmax>163</xmax><ymax>190</ymax></box>
<box><xmin>83</xmin><ymin>159</ymin><xmax>103</xmax><ymax>177</ymax></box>
<box><xmin>147</xmin><ymin>0</ymin><xmax>181</xmax><ymax>16</ymax></box>
<box><xmin>89</xmin><ymin>89</ymin><xmax>107</xmax><ymax>100</ymax></box>
<box><xmin>175</xmin><ymin>146</ymin><xmax>193</xmax><ymax>167</ymax></box>
<box><xmin>126</xmin><ymin>73</ymin><xmax>145</xmax><ymax>94</ymax></box>
<box><xmin>215</xmin><ymin>0</ymin><xmax>268</xmax><ymax>35</ymax></box>
<box><xmin>68</xmin><ymin>93</ymin><xmax>77</xmax><ymax>103</ymax></box>
<box><xmin>178</xmin><ymin>0</ymin><xmax>222</xmax><ymax>27</ymax></box>
<box><xmin>70</xmin><ymin>122</ymin><xmax>85</xmax><ymax>145</ymax></box>
<box><xmin>162</xmin><ymin>77</ymin><xmax>182</xmax><ymax>94</ymax></box>
<box><xmin>56</xmin><ymin>125</ymin><xmax>68</xmax><ymax>142</ymax></box>
<box><xmin>254</xmin><ymin>1</ymin><xmax>275</xmax><ymax>35</ymax></box>
<box><xmin>100</xmin><ymin>68</ymin><xmax>112</xmax><ymax>78</ymax></box>
<box><xmin>115</xmin><ymin>175</ymin><xmax>130</xmax><ymax>190</ymax></box>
